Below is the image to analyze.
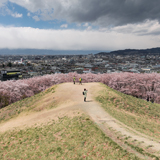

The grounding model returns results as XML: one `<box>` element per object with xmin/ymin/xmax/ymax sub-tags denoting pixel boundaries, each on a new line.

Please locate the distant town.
<box><xmin>1</xmin><ymin>48</ymin><xmax>160</xmax><ymax>81</ymax></box>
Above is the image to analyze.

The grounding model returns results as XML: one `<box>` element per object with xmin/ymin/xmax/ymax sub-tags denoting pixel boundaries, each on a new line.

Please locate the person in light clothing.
<box><xmin>73</xmin><ymin>76</ymin><xmax>76</xmax><ymax>84</ymax></box>
<box><xmin>83</xmin><ymin>88</ymin><xmax>88</xmax><ymax>102</ymax></box>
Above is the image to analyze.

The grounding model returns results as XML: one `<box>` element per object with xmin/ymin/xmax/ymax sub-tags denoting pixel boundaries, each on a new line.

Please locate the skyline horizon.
<box><xmin>0</xmin><ymin>1</ymin><xmax>160</xmax><ymax>52</ymax></box>
<box><xmin>0</xmin><ymin>48</ymin><xmax>109</xmax><ymax>55</ymax></box>
<box><xmin>0</xmin><ymin>47</ymin><xmax>160</xmax><ymax>55</ymax></box>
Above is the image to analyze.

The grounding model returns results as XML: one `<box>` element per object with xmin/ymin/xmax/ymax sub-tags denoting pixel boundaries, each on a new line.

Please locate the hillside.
<box><xmin>96</xmin><ymin>47</ymin><xmax>160</xmax><ymax>55</ymax></box>
<box><xmin>0</xmin><ymin>82</ymin><xmax>160</xmax><ymax>159</ymax></box>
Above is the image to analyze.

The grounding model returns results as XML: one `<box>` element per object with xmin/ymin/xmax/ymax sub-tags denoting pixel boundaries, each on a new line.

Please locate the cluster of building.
<box><xmin>0</xmin><ymin>53</ymin><xmax>160</xmax><ymax>81</ymax></box>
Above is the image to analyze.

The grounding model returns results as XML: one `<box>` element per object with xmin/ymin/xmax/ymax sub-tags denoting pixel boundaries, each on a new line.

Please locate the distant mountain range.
<box><xmin>96</xmin><ymin>47</ymin><xmax>160</xmax><ymax>55</ymax></box>
<box><xmin>0</xmin><ymin>49</ymin><xmax>107</xmax><ymax>55</ymax></box>
<box><xmin>0</xmin><ymin>47</ymin><xmax>160</xmax><ymax>55</ymax></box>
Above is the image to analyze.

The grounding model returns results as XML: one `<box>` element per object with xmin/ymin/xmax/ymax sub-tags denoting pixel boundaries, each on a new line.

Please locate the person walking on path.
<box><xmin>79</xmin><ymin>77</ymin><xmax>82</xmax><ymax>85</ymax></box>
<box><xmin>73</xmin><ymin>76</ymin><xmax>76</xmax><ymax>84</ymax></box>
<box><xmin>83</xmin><ymin>88</ymin><xmax>88</xmax><ymax>102</ymax></box>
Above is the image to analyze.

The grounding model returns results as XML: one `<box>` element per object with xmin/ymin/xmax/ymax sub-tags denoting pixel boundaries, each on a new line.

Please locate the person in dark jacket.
<box><xmin>83</xmin><ymin>88</ymin><xmax>88</xmax><ymax>102</ymax></box>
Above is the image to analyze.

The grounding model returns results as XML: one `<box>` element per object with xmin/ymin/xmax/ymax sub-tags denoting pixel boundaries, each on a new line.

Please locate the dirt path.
<box><xmin>0</xmin><ymin>82</ymin><xmax>160</xmax><ymax>159</ymax></box>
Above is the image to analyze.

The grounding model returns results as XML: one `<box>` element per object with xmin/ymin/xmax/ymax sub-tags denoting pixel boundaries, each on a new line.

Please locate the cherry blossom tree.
<box><xmin>1</xmin><ymin>72</ymin><xmax>160</xmax><ymax>109</ymax></box>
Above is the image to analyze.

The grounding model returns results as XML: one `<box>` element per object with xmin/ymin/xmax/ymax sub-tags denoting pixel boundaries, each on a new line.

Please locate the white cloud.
<box><xmin>0</xmin><ymin>1</ymin><xmax>23</xmax><ymax>18</ymax></box>
<box><xmin>83</xmin><ymin>23</ymin><xmax>92</xmax><ymax>30</ymax></box>
<box><xmin>7</xmin><ymin>0</ymin><xmax>160</xmax><ymax>28</ymax></box>
<box><xmin>83</xmin><ymin>23</ymin><xmax>89</xmax><ymax>27</ymax></box>
<box><xmin>60</xmin><ymin>24</ymin><xmax>68</xmax><ymax>28</ymax></box>
<box><xmin>112</xmin><ymin>20</ymin><xmax>160</xmax><ymax>35</ymax></box>
<box><xmin>0</xmin><ymin>4</ymin><xmax>12</xmax><ymax>16</ymax></box>
<box><xmin>27</xmin><ymin>12</ymin><xmax>30</xmax><ymax>16</ymax></box>
<box><xmin>0</xmin><ymin>26</ymin><xmax>159</xmax><ymax>51</ymax></box>
<box><xmin>76</xmin><ymin>23</ymin><xmax>81</xmax><ymax>27</ymax></box>
<box><xmin>98</xmin><ymin>20</ymin><xmax>160</xmax><ymax>36</ymax></box>
<box><xmin>32</xmin><ymin>15</ymin><xmax>40</xmax><ymax>21</ymax></box>
<box><xmin>9</xmin><ymin>0</ymin><xmax>37</xmax><ymax>12</ymax></box>
<box><xmin>11</xmin><ymin>12</ymin><xmax>23</xmax><ymax>18</ymax></box>
<box><xmin>0</xmin><ymin>1</ymin><xmax>159</xmax><ymax>51</ymax></box>
<box><xmin>86</xmin><ymin>26</ymin><xmax>92</xmax><ymax>30</ymax></box>
<box><xmin>0</xmin><ymin>0</ymin><xmax>7</xmax><ymax>7</ymax></box>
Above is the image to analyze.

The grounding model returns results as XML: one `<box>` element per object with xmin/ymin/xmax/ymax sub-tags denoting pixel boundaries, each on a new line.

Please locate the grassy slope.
<box><xmin>0</xmin><ymin>84</ymin><xmax>140</xmax><ymax>160</ymax></box>
<box><xmin>0</xmin><ymin>86</ymin><xmax>57</xmax><ymax>122</ymax></box>
<box><xmin>96</xmin><ymin>83</ymin><xmax>160</xmax><ymax>140</ymax></box>
<box><xmin>0</xmin><ymin>115</ymin><xmax>139</xmax><ymax>160</ymax></box>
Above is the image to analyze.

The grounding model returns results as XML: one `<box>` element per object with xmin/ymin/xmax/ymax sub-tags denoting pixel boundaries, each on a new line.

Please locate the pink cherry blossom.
<box><xmin>1</xmin><ymin>72</ymin><xmax>160</xmax><ymax>109</ymax></box>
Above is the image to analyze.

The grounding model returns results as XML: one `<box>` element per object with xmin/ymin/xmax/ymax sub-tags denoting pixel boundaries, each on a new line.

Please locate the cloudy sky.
<box><xmin>0</xmin><ymin>0</ymin><xmax>160</xmax><ymax>52</ymax></box>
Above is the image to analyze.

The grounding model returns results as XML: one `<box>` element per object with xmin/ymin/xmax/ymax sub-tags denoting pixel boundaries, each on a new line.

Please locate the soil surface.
<box><xmin>0</xmin><ymin>82</ymin><xmax>160</xmax><ymax>159</ymax></box>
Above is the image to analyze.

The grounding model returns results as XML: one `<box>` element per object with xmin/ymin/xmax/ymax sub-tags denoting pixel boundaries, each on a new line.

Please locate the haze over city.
<box><xmin>0</xmin><ymin>0</ymin><xmax>160</xmax><ymax>52</ymax></box>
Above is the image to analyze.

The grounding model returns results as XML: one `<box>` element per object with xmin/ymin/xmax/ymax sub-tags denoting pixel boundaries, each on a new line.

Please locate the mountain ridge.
<box><xmin>96</xmin><ymin>47</ymin><xmax>160</xmax><ymax>55</ymax></box>
<box><xmin>0</xmin><ymin>47</ymin><xmax>160</xmax><ymax>55</ymax></box>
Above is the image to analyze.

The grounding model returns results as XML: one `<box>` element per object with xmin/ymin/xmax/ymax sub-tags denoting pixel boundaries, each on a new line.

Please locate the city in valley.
<box><xmin>1</xmin><ymin>48</ymin><xmax>160</xmax><ymax>81</ymax></box>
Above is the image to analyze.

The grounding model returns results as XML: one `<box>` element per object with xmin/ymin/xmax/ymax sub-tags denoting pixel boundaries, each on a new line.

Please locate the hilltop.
<box><xmin>0</xmin><ymin>82</ymin><xmax>160</xmax><ymax>159</ymax></box>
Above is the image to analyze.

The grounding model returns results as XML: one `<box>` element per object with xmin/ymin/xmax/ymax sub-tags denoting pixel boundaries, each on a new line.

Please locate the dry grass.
<box><xmin>96</xmin><ymin>83</ymin><xmax>160</xmax><ymax>140</ymax></box>
<box><xmin>0</xmin><ymin>85</ymin><xmax>57</xmax><ymax>122</ymax></box>
<box><xmin>0</xmin><ymin>114</ymin><xmax>140</xmax><ymax>160</ymax></box>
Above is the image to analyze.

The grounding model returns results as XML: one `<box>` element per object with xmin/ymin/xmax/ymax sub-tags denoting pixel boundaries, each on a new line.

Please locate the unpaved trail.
<box><xmin>0</xmin><ymin>82</ymin><xmax>160</xmax><ymax>159</ymax></box>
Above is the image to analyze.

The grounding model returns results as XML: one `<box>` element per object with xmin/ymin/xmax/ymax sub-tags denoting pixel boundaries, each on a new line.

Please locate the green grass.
<box><xmin>0</xmin><ymin>115</ymin><xmax>140</xmax><ymax>160</ymax></box>
<box><xmin>0</xmin><ymin>85</ymin><xmax>57</xmax><ymax>123</ymax></box>
<box><xmin>124</xmin><ymin>141</ymin><xmax>159</xmax><ymax>160</ymax></box>
<box><xmin>96</xmin><ymin>84</ymin><xmax>160</xmax><ymax>140</ymax></box>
